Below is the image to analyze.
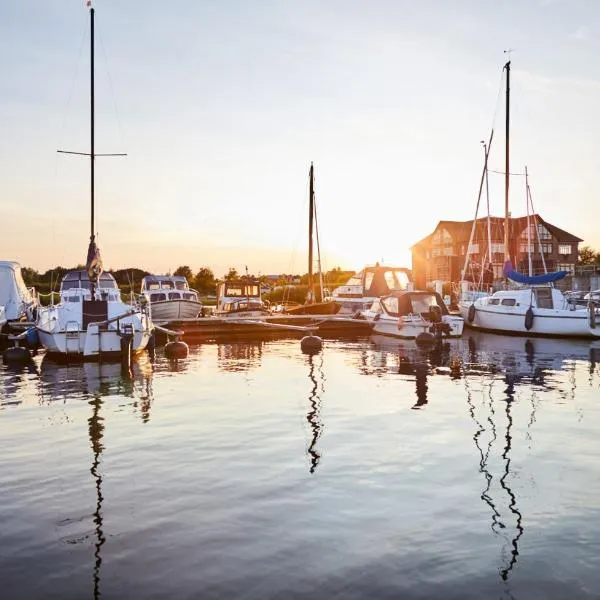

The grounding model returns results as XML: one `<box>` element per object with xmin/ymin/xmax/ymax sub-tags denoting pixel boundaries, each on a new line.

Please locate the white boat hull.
<box><xmin>372</xmin><ymin>314</ymin><xmax>464</xmax><ymax>339</ymax></box>
<box><xmin>150</xmin><ymin>299</ymin><xmax>202</xmax><ymax>322</ymax></box>
<box><xmin>462</xmin><ymin>303</ymin><xmax>600</xmax><ymax>338</ymax></box>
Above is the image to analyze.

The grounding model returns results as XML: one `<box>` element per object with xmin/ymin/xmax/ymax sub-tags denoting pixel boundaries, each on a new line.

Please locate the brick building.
<box><xmin>411</xmin><ymin>215</ymin><xmax>582</xmax><ymax>289</ymax></box>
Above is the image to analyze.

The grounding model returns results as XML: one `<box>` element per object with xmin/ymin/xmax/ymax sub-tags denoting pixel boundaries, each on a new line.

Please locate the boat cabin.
<box><xmin>141</xmin><ymin>275</ymin><xmax>199</xmax><ymax>304</ymax></box>
<box><xmin>369</xmin><ymin>290</ymin><xmax>449</xmax><ymax>318</ymax></box>
<box><xmin>60</xmin><ymin>270</ymin><xmax>120</xmax><ymax>302</ymax></box>
<box><xmin>333</xmin><ymin>264</ymin><xmax>412</xmax><ymax>299</ymax></box>
<box><xmin>216</xmin><ymin>279</ymin><xmax>269</xmax><ymax>314</ymax></box>
<box><xmin>480</xmin><ymin>288</ymin><xmax>570</xmax><ymax>310</ymax></box>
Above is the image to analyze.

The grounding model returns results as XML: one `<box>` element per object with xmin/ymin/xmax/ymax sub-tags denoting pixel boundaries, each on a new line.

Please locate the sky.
<box><xmin>1</xmin><ymin>0</ymin><xmax>599</xmax><ymax>279</ymax></box>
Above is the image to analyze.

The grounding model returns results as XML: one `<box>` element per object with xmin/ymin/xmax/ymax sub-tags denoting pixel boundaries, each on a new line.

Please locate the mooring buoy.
<box><xmin>2</xmin><ymin>345</ymin><xmax>31</xmax><ymax>364</ymax></box>
<box><xmin>165</xmin><ymin>340</ymin><xmax>189</xmax><ymax>359</ymax></box>
<box><xmin>300</xmin><ymin>335</ymin><xmax>323</xmax><ymax>354</ymax></box>
<box><xmin>415</xmin><ymin>332</ymin><xmax>436</xmax><ymax>346</ymax></box>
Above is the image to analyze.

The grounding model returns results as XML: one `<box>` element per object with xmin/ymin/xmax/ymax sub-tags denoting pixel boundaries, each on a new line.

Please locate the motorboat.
<box><xmin>36</xmin><ymin>270</ymin><xmax>152</xmax><ymax>359</ymax></box>
<box><xmin>140</xmin><ymin>275</ymin><xmax>203</xmax><ymax>322</ymax></box>
<box><xmin>35</xmin><ymin>6</ymin><xmax>153</xmax><ymax>359</ymax></box>
<box><xmin>0</xmin><ymin>261</ymin><xmax>39</xmax><ymax>326</ymax></box>
<box><xmin>332</xmin><ymin>263</ymin><xmax>413</xmax><ymax>315</ymax></box>
<box><xmin>213</xmin><ymin>279</ymin><xmax>271</xmax><ymax>318</ymax></box>
<box><xmin>463</xmin><ymin>287</ymin><xmax>600</xmax><ymax>338</ymax></box>
<box><xmin>362</xmin><ymin>290</ymin><xmax>464</xmax><ymax>339</ymax></box>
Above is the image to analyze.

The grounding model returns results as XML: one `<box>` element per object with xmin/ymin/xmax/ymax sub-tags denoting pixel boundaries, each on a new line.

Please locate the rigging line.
<box><xmin>488</xmin><ymin>169</ymin><xmax>526</xmax><ymax>176</ymax></box>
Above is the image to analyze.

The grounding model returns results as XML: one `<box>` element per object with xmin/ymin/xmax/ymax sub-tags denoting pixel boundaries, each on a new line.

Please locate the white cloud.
<box><xmin>571</xmin><ymin>26</ymin><xmax>590</xmax><ymax>41</ymax></box>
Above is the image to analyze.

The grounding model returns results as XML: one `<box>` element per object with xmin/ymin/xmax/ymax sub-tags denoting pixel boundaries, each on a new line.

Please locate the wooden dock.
<box><xmin>154</xmin><ymin>314</ymin><xmax>373</xmax><ymax>339</ymax></box>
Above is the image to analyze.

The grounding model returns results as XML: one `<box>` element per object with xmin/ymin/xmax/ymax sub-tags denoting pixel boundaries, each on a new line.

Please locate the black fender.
<box><xmin>467</xmin><ymin>303</ymin><xmax>476</xmax><ymax>323</ymax></box>
<box><xmin>589</xmin><ymin>302</ymin><xmax>596</xmax><ymax>329</ymax></box>
<box><xmin>524</xmin><ymin>306</ymin><xmax>534</xmax><ymax>331</ymax></box>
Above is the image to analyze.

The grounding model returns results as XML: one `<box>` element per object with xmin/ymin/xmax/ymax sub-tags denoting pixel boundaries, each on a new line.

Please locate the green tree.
<box><xmin>173</xmin><ymin>265</ymin><xmax>193</xmax><ymax>281</ymax></box>
<box><xmin>224</xmin><ymin>267</ymin><xmax>238</xmax><ymax>281</ymax></box>
<box><xmin>578</xmin><ymin>246</ymin><xmax>597</xmax><ymax>265</ymax></box>
<box><xmin>194</xmin><ymin>267</ymin><xmax>216</xmax><ymax>294</ymax></box>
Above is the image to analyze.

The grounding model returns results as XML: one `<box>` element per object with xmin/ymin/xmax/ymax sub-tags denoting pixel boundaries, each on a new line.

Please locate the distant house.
<box><xmin>411</xmin><ymin>215</ymin><xmax>582</xmax><ymax>289</ymax></box>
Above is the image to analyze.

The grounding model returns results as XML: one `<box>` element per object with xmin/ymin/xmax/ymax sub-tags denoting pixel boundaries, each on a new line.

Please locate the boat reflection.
<box><xmin>38</xmin><ymin>355</ymin><xmax>154</xmax><ymax>422</ymax></box>
<box><xmin>364</xmin><ymin>334</ymin><xmax>463</xmax><ymax>408</ymax></box>
<box><xmin>460</xmin><ymin>331</ymin><xmax>600</xmax><ymax>585</ymax></box>
<box><xmin>305</xmin><ymin>352</ymin><xmax>325</xmax><ymax>473</ymax></box>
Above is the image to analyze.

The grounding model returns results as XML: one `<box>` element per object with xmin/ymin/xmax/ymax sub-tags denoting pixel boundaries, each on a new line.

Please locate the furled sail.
<box><xmin>503</xmin><ymin>260</ymin><xmax>567</xmax><ymax>284</ymax></box>
<box><xmin>86</xmin><ymin>236</ymin><xmax>103</xmax><ymax>282</ymax></box>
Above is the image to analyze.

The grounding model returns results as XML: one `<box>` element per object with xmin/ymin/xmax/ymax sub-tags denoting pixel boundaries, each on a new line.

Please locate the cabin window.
<box><xmin>410</xmin><ymin>295</ymin><xmax>436</xmax><ymax>314</ymax></box>
<box><xmin>489</xmin><ymin>298</ymin><xmax>500</xmax><ymax>305</ymax></box>
<box><xmin>150</xmin><ymin>293</ymin><xmax>166</xmax><ymax>302</ymax></box>
<box><xmin>146</xmin><ymin>281</ymin><xmax>160</xmax><ymax>290</ymax></box>
<box><xmin>501</xmin><ymin>298</ymin><xmax>516</xmax><ymax>306</ymax></box>
<box><xmin>534</xmin><ymin>288</ymin><xmax>554</xmax><ymax>309</ymax></box>
<box><xmin>183</xmin><ymin>292</ymin><xmax>195</xmax><ymax>300</ymax></box>
<box><xmin>559</xmin><ymin>244</ymin><xmax>572</xmax><ymax>255</ymax></box>
<box><xmin>381</xmin><ymin>297</ymin><xmax>398</xmax><ymax>314</ymax></box>
<box><xmin>161</xmin><ymin>281</ymin><xmax>174</xmax><ymax>289</ymax></box>
<box><xmin>66</xmin><ymin>296</ymin><xmax>81</xmax><ymax>303</ymax></box>
<box><xmin>168</xmin><ymin>292</ymin><xmax>181</xmax><ymax>300</ymax></box>
<box><xmin>175</xmin><ymin>281</ymin><xmax>187</xmax><ymax>290</ymax></box>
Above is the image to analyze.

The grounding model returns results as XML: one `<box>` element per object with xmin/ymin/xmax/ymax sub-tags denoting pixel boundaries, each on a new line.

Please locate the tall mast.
<box><xmin>503</xmin><ymin>61</ymin><xmax>510</xmax><ymax>263</ymax></box>
<box><xmin>525</xmin><ymin>166</ymin><xmax>532</xmax><ymax>276</ymax></box>
<box><xmin>484</xmin><ymin>141</ymin><xmax>492</xmax><ymax>269</ymax></box>
<box><xmin>307</xmin><ymin>163</ymin><xmax>315</xmax><ymax>304</ymax></box>
<box><xmin>90</xmin><ymin>6</ymin><xmax>95</xmax><ymax>242</ymax></box>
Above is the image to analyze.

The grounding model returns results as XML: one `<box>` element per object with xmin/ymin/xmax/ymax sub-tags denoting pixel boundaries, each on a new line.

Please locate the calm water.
<box><xmin>1</xmin><ymin>331</ymin><xmax>600</xmax><ymax>599</ymax></box>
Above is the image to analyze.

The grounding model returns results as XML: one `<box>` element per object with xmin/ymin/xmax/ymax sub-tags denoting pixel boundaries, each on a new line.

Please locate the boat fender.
<box><xmin>467</xmin><ymin>304</ymin><xmax>476</xmax><ymax>323</ymax></box>
<box><xmin>524</xmin><ymin>307</ymin><xmax>534</xmax><ymax>331</ymax></box>
<box><xmin>165</xmin><ymin>340</ymin><xmax>189</xmax><ymax>359</ymax></box>
<box><xmin>25</xmin><ymin>327</ymin><xmax>40</xmax><ymax>350</ymax></box>
<box><xmin>301</xmin><ymin>335</ymin><xmax>323</xmax><ymax>355</ymax></box>
<box><xmin>589</xmin><ymin>302</ymin><xmax>596</xmax><ymax>329</ymax></box>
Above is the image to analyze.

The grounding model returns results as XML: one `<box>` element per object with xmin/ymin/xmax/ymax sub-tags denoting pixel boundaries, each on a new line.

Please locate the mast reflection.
<box><xmin>305</xmin><ymin>353</ymin><xmax>324</xmax><ymax>473</ymax></box>
<box><xmin>88</xmin><ymin>394</ymin><xmax>105</xmax><ymax>599</ymax></box>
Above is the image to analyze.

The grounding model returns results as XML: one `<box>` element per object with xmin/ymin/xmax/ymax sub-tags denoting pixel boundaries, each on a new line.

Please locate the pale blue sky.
<box><xmin>1</xmin><ymin>0</ymin><xmax>599</xmax><ymax>277</ymax></box>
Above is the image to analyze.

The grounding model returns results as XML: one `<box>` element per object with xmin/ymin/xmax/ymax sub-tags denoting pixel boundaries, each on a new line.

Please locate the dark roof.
<box><xmin>412</xmin><ymin>215</ymin><xmax>582</xmax><ymax>248</ymax></box>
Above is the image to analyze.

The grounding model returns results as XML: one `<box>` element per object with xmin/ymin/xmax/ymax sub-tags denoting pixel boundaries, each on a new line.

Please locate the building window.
<box><xmin>468</xmin><ymin>243</ymin><xmax>479</xmax><ymax>254</ymax></box>
<box><xmin>443</xmin><ymin>246</ymin><xmax>453</xmax><ymax>256</ymax></box>
<box><xmin>491</xmin><ymin>243</ymin><xmax>504</xmax><ymax>254</ymax></box>
<box><xmin>520</xmin><ymin>243</ymin><xmax>534</xmax><ymax>254</ymax></box>
<box><xmin>537</xmin><ymin>224</ymin><xmax>551</xmax><ymax>240</ymax></box>
<box><xmin>559</xmin><ymin>244</ymin><xmax>572</xmax><ymax>255</ymax></box>
<box><xmin>541</xmin><ymin>243</ymin><xmax>552</xmax><ymax>254</ymax></box>
<box><xmin>431</xmin><ymin>249</ymin><xmax>440</xmax><ymax>257</ymax></box>
<box><xmin>558</xmin><ymin>263</ymin><xmax>575</xmax><ymax>274</ymax></box>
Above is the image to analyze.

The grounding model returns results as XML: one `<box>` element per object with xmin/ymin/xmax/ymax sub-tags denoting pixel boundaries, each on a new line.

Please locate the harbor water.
<box><xmin>1</xmin><ymin>331</ymin><xmax>600</xmax><ymax>599</ymax></box>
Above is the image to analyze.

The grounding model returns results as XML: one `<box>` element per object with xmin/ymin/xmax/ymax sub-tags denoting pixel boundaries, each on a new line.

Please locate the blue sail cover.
<box><xmin>503</xmin><ymin>260</ymin><xmax>568</xmax><ymax>284</ymax></box>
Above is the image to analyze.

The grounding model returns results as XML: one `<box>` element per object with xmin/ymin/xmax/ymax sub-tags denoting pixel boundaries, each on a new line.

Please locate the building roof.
<box><xmin>412</xmin><ymin>215</ymin><xmax>582</xmax><ymax>249</ymax></box>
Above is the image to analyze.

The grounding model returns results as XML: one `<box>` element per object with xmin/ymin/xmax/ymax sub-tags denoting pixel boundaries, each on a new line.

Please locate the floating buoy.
<box><xmin>165</xmin><ymin>339</ymin><xmax>189</xmax><ymax>359</ymax></box>
<box><xmin>524</xmin><ymin>307</ymin><xmax>534</xmax><ymax>331</ymax></box>
<box><xmin>2</xmin><ymin>345</ymin><xmax>31</xmax><ymax>364</ymax></box>
<box><xmin>416</xmin><ymin>332</ymin><xmax>436</xmax><ymax>346</ymax></box>
<box><xmin>467</xmin><ymin>304</ymin><xmax>476</xmax><ymax>323</ymax></box>
<box><xmin>300</xmin><ymin>335</ymin><xmax>323</xmax><ymax>354</ymax></box>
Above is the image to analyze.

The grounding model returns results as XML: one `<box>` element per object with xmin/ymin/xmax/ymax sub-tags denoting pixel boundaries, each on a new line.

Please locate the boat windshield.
<box><xmin>225</xmin><ymin>284</ymin><xmax>260</xmax><ymax>297</ymax></box>
<box><xmin>61</xmin><ymin>271</ymin><xmax>117</xmax><ymax>291</ymax></box>
<box><xmin>382</xmin><ymin>293</ymin><xmax>439</xmax><ymax>316</ymax></box>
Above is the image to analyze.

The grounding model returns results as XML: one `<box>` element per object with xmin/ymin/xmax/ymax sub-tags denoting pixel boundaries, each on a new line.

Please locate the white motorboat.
<box><xmin>0</xmin><ymin>261</ymin><xmax>39</xmax><ymax>326</ymax></box>
<box><xmin>463</xmin><ymin>287</ymin><xmax>600</xmax><ymax>338</ymax></box>
<box><xmin>37</xmin><ymin>271</ymin><xmax>152</xmax><ymax>359</ymax></box>
<box><xmin>141</xmin><ymin>275</ymin><xmax>203</xmax><ymax>322</ymax></box>
<box><xmin>213</xmin><ymin>279</ymin><xmax>271</xmax><ymax>318</ymax></box>
<box><xmin>332</xmin><ymin>263</ymin><xmax>413</xmax><ymax>315</ymax></box>
<box><xmin>36</xmin><ymin>6</ymin><xmax>153</xmax><ymax>359</ymax></box>
<box><xmin>363</xmin><ymin>290</ymin><xmax>464</xmax><ymax>339</ymax></box>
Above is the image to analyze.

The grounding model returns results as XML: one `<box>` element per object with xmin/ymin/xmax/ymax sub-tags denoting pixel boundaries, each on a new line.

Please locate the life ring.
<box><xmin>524</xmin><ymin>306</ymin><xmax>534</xmax><ymax>331</ymax></box>
<box><xmin>589</xmin><ymin>302</ymin><xmax>596</xmax><ymax>329</ymax></box>
<box><xmin>467</xmin><ymin>304</ymin><xmax>476</xmax><ymax>323</ymax></box>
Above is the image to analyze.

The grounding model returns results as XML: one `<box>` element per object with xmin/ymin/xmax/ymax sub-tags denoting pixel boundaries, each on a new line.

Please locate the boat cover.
<box><xmin>502</xmin><ymin>260</ymin><xmax>568</xmax><ymax>284</ymax></box>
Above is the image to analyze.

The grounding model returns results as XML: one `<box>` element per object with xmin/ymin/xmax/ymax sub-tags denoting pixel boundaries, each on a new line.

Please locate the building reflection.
<box><xmin>305</xmin><ymin>352</ymin><xmax>325</xmax><ymax>473</ymax></box>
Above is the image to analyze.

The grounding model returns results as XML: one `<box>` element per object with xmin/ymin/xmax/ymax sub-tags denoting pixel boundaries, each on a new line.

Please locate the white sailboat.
<box><xmin>36</xmin><ymin>4</ymin><xmax>153</xmax><ymax>359</ymax></box>
<box><xmin>462</xmin><ymin>61</ymin><xmax>600</xmax><ymax>338</ymax></box>
<box><xmin>0</xmin><ymin>261</ymin><xmax>39</xmax><ymax>327</ymax></box>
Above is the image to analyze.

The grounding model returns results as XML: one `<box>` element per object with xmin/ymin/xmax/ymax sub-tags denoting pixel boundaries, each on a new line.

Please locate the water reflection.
<box><xmin>305</xmin><ymin>353</ymin><xmax>325</xmax><ymax>473</ymax></box>
<box><xmin>38</xmin><ymin>356</ymin><xmax>154</xmax><ymax>421</ymax></box>
<box><xmin>366</xmin><ymin>334</ymin><xmax>463</xmax><ymax>407</ymax></box>
<box><xmin>88</xmin><ymin>394</ymin><xmax>105</xmax><ymax>599</ymax></box>
<box><xmin>216</xmin><ymin>338</ymin><xmax>265</xmax><ymax>372</ymax></box>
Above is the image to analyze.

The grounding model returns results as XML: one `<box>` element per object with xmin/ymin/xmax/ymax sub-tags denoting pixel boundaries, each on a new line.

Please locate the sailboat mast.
<box><xmin>503</xmin><ymin>61</ymin><xmax>510</xmax><ymax>263</ymax></box>
<box><xmin>307</xmin><ymin>163</ymin><xmax>315</xmax><ymax>304</ymax></box>
<box><xmin>525</xmin><ymin>166</ymin><xmax>532</xmax><ymax>276</ymax></box>
<box><xmin>90</xmin><ymin>7</ymin><xmax>95</xmax><ymax>242</ymax></box>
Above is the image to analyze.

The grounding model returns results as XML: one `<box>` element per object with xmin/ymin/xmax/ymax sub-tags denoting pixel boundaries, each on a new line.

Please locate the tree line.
<box><xmin>577</xmin><ymin>246</ymin><xmax>600</xmax><ymax>266</ymax></box>
<box><xmin>20</xmin><ymin>265</ymin><xmax>355</xmax><ymax>296</ymax></box>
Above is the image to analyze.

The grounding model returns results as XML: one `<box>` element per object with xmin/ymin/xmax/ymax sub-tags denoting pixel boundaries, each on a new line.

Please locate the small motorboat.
<box><xmin>362</xmin><ymin>290</ymin><xmax>464</xmax><ymax>339</ymax></box>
